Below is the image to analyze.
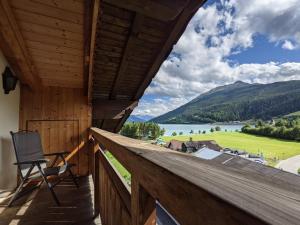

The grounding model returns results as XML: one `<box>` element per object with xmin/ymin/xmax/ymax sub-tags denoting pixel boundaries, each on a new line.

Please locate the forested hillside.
<box><xmin>151</xmin><ymin>80</ymin><xmax>300</xmax><ymax>123</ymax></box>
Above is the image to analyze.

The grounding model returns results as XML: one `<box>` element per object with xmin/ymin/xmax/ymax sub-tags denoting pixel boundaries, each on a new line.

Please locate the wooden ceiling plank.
<box><xmin>33</xmin><ymin>0</ymin><xmax>84</xmax><ymax>14</ymax></box>
<box><xmin>0</xmin><ymin>0</ymin><xmax>41</xmax><ymax>91</ymax></box>
<box><xmin>29</xmin><ymin>48</ymin><xmax>83</xmax><ymax>61</ymax></box>
<box><xmin>134</xmin><ymin>0</ymin><xmax>206</xmax><ymax>100</ymax></box>
<box><xmin>102</xmin><ymin>14</ymin><xmax>131</xmax><ymax>28</ymax></box>
<box><xmin>95</xmin><ymin>50</ymin><xmax>122</xmax><ymax>58</ymax></box>
<box><xmin>103</xmin><ymin>0</ymin><xmax>188</xmax><ymax>22</ymax></box>
<box><xmin>22</xmin><ymin>31</ymin><xmax>83</xmax><ymax>50</ymax></box>
<box><xmin>11</xmin><ymin>0</ymin><xmax>83</xmax><ymax>24</ymax></box>
<box><xmin>102</xmin><ymin>3</ymin><xmax>133</xmax><ymax>21</ymax></box>
<box><xmin>18</xmin><ymin>21</ymin><xmax>83</xmax><ymax>42</ymax></box>
<box><xmin>87</xmin><ymin>0</ymin><xmax>100</xmax><ymax>104</ymax></box>
<box><xmin>27</xmin><ymin>41</ymin><xmax>83</xmax><ymax>56</ymax></box>
<box><xmin>42</xmin><ymin>78</ymin><xmax>82</xmax><ymax>88</ymax></box>
<box><xmin>13</xmin><ymin>8</ymin><xmax>83</xmax><ymax>33</ymax></box>
<box><xmin>36</xmin><ymin>63</ymin><xmax>82</xmax><ymax>73</ymax></box>
<box><xmin>98</xmin><ymin>29</ymin><xmax>128</xmax><ymax>42</ymax></box>
<box><xmin>31</xmin><ymin>56</ymin><xmax>82</xmax><ymax>68</ymax></box>
<box><xmin>109</xmin><ymin>14</ymin><xmax>144</xmax><ymax>99</ymax></box>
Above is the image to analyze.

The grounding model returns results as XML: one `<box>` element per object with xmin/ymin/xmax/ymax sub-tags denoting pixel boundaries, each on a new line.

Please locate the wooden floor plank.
<box><xmin>0</xmin><ymin>176</ymin><xmax>101</xmax><ymax>225</ymax></box>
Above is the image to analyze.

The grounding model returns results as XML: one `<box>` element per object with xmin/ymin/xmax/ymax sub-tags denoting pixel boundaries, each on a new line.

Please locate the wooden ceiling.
<box><xmin>91</xmin><ymin>0</ymin><xmax>206</xmax><ymax>131</ymax></box>
<box><xmin>0</xmin><ymin>0</ymin><xmax>206</xmax><ymax>132</ymax></box>
<box><xmin>10</xmin><ymin>0</ymin><xmax>84</xmax><ymax>88</ymax></box>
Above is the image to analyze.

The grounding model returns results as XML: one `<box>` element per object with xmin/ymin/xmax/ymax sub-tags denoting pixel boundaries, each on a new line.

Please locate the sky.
<box><xmin>132</xmin><ymin>0</ymin><xmax>300</xmax><ymax>119</ymax></box>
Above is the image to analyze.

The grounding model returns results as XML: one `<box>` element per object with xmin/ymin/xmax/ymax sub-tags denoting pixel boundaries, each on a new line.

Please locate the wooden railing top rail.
<box><xmin>90</xmin><ymin>127</ymin><xmax>300</xmax><ymax>225</ymax></box>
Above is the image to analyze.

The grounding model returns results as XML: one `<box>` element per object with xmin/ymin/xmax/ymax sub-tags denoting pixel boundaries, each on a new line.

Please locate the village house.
<box><xmin>167</xmin><ymin>139</ymin><xmax>222</xmax><ymax>153</ymax></box>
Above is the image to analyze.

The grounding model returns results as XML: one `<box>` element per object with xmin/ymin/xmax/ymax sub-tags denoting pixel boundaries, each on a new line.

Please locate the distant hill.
<box><xmin>127</xmin><ymin>115</ymin><xmax>153</xmax><ymax>122</ymax></box>
<box><xmin>151</xmin><ymin>80</ymin><xmax>300</xmax><ymax>124</ymax></box>
<box><xmin>283</xmin><ymin>111</ymin><xmax>300</xmax><ymax>119</ymax></box>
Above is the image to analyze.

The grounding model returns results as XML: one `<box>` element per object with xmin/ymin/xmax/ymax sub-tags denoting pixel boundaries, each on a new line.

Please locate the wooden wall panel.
<box><xmin>19</xmin><ymin>85</ymin><xmax>92</xmax><ymax>176</ymax></box>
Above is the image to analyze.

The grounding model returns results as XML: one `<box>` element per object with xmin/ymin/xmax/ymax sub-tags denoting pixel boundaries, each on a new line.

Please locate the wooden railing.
<box><xmin>89</xmin><ymin>127</ymin><xmax>300</xmax><ymax>225</ymax></box>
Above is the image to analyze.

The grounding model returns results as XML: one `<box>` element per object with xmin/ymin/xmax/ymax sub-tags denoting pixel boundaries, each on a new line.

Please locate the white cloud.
<box><xmin>133</xmin><ymin>97</ymin><xmax>189</xmax><ymax>117</ymax></box>
<box><xmin>282</xmin><ymin>40</ymin><xmax>296</xmax><ymax>50</ymax></box>
<box><xmin>133</xmin><ymin>0</ymin><xmax>300</xmax><ymax>117</ymax></box>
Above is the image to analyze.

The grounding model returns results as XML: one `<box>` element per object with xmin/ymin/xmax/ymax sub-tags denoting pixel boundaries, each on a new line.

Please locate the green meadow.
<box><xmin>106</xmin><ymin>132</ymin><xmax>300</xmax><ymax>178</ymax></box>
<box><xmin>163</xmin><ymin>132</ymin><xmax>300</xmax><ymax>165</ymax></box>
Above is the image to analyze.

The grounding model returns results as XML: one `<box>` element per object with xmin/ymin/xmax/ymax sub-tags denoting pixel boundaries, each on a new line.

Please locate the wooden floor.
<box><xmin>0</xmin><ymin>176</ymin><xmax>101</xmax><ymax>225</ymax></box>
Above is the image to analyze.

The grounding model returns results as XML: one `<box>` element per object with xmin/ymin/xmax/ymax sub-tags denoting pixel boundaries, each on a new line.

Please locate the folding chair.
<box><xmin>8</xmin><ymin>130</ymin><xmax>79</xmax><ymax>207</ymax></box>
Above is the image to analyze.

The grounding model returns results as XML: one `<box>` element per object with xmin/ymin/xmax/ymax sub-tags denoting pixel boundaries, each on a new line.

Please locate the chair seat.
<box><xmin>43</xmin><ymin>163</ymin><xmax>76</xmax><ymax>176</ymax></box>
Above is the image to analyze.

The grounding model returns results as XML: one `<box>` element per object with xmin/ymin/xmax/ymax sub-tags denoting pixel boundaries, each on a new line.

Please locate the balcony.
<box><xmin>0</xmin><ymin>0</ymin><xmax>299</xmax><ymax>225</ymax></box>
<box><xmin>0</xmin><ymin>128</ymin><xmax>299</xmax><ymax>224</ymax></box>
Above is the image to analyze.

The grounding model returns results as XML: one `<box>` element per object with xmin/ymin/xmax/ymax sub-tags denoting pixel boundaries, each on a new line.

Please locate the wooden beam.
<box><xmin>103</xmin><ymin>0</ymin><xmax>189</xmax><ymax>22</ymax></box>
<box><xmin>0</xmin><ymin>0</ymin><xmax>41</xmax><ymax>91</ymax></box>
<box><xmin>83</xmin><ymin>0</ymin><xmax>93</xmax><ymax>93</ymax></box>
<box><xmin>109</xmin><ymin>14</ymin><xmax>144</xmax><ymax>99</ymax></box>
<box><xmin>134</xmin><ymin>0</ymin><xmax>206</xmax><ymax>100</ymax></box>
<box><xmin>91</xmin><ymin>128</ymin><xmax>300</xmax><ymax>225</ymax></box>
<box><xmin>93</xmin><ymin>99</ymin><xmax>137</xmax><ymax>120</ymax></box>
<box><xmin>114</xmin><ymin>108</ymin><xmax>133</xmax><ymax>133</ymax></box>
<box><xmin>87</xmin><ymin>0</ymin><xmax>100</xmax><ymax>104</ymax></box>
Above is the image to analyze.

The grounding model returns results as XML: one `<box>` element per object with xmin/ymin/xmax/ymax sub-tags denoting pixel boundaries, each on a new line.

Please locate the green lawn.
<box><xmin>163</xmin><ymin>132</ymin><xmax>300</xmax><ymax>165</ymax></box>
<box><xmin>105</xmin><ymin>151</ymin><xmax>131</xmax><ymax>184</ymax></box>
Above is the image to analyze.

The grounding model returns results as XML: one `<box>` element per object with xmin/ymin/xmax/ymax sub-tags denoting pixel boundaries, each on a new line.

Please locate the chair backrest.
<box><xmin>10</xmin><ymin>131</ymin><xmax>45</xmax><ymax>179</ymax></box>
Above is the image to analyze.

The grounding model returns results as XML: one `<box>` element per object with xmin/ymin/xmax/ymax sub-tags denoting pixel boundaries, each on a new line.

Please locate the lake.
<box><xmin>159</xmin><ymin>124</ymin><xmax>244</xmax><ymax>136</ymax></box>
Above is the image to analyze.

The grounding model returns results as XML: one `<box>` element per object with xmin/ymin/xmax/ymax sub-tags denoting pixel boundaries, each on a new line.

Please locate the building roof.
<box><xmin>167</xmin><ymin>140</ymin><xmax>184</xmax><ymax>151</ymax></box>
<box><xmin>184</xmin><ymin>140</ymin><xmax>222</xmax><ymax>151</ymax></box>
<box><xmin>192</xmin><ymin>147</ymin><xmax>222</xmax><ymax>159</ymax></box>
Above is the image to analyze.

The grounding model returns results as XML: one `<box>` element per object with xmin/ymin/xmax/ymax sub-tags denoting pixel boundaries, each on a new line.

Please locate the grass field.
<box><xmin>105</xmin><ymin>132</ymin><xmax>300</xmax><ymax>176</ymax></box>
<box><xmin>163</xmin><ymin>132</ymin><xmax>300</xmax><ymax>165</ymax></box>
<box><xmin>105</xmin><ymin>151</ymin><xmax>131</xmax><ymax>184</ymax></box>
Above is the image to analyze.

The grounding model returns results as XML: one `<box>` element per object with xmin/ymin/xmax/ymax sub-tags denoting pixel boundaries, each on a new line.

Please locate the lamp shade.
<box><xmin>2</xmin><ymin>67</ymin><xmax>18</xmax><ymax>94</ymax></box>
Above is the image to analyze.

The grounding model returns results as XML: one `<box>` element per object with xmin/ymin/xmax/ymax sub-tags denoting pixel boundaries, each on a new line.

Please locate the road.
<box><xmin>276</xmin><ymin>155</ymin><xmax>300</xmax><ymax>174</ymax></box>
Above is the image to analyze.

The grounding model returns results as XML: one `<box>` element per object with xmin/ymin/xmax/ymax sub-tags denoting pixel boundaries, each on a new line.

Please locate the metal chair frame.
<box><xmin>8</xmin><ymin>131</ymin><xmax>79</xmax><ymax>207</ymax></box>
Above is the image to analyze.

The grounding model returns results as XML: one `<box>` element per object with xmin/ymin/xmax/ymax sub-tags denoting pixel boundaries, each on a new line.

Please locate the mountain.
<box><xmin>151</xmin><ymin>80</ymin><xmax>300</xmax><ymax>124</ymax></box>
<box><xmin>127</xmin><ymin>115</ymin><xmax>153</xmax><ymax>122</ymax></box>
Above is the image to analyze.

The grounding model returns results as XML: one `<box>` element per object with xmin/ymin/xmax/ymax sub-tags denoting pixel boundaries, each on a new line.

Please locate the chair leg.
<box><xmin>68</xmin><ymin>169</ymin><xmax>79</xmax><ymax>188</ymax></box>
<box><xmin>8</xmin><ymin>179</ymin><xmax>26</xmax><ymax>207</ymax></box>
<box><xmin>8</xmin><ymin>164</ymin><xmax>35</xmax><ymax>207</ymax></box>
<box><xmin>37</xmin><ymin>164</ymin><xmax>60</xmax><ymax>206</ymax></box>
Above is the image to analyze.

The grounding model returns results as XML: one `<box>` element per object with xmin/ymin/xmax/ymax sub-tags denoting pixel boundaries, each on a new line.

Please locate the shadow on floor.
<box><xmin>0</xmin><ymin>176</ymin><xmax>101</xmax><ymax>225</ymax></box>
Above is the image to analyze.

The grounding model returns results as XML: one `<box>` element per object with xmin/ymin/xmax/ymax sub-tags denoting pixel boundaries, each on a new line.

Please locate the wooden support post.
<box><xmin>94</xmin><ymin>147</ymin><xmax>100</xmax><ymax>216</ymax></box>
<box><xmin>131</xmin><ymin>177</ymin><xmax>156</xmax><ymax>225</ymax></box>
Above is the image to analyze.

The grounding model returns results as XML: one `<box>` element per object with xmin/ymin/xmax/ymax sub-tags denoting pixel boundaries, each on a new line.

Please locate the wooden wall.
<box><xmin>19</xmin><ymin>85</ymin><xmax>92</xmax><ymax>176</ymax></box>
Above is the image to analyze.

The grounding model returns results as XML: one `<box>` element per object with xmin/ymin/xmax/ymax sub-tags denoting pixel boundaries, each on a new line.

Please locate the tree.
<box><xmin>172</xmin><ymin>132</ymin><xmax>177</xmax><ymax>136</ymax></box>
<box><xmin>202</xmin><ymin>130</ymin><xmax>206</xmax><ymax>134</ymax></box>
<box><xmin>198</xmin><ymin>130</ymin><xmax>201</xmax><ymax>134</ymax></box>
<box><xmin>179</xmin><ymin>131</ymin><xmax>183</xmax><ymax>135</ymax></box>
<box><xmin>255</xmin><ymin>119</ymin><xmax>265</xmax><ymax>127</ymax></box>
<box><xmin>210</xmin><ymin>128</ymin><xmax>215</xmax><ymax>133</ymax></box>
<box><xmin>160</xmin><ymin>128</ymin><xmax>166</xmax><ymax>137</ymax></box>
<box><xmin>215</xmin><ymin>126</ymin><xmax>221</xmax><ymax>131</ymax></box>
<box><xmin>120</xmin><ymin>122</ymin><xmax>165</xmax><ymax>140</ymax></box>
<box><xmin>190</xmin><ymin>130</ymin><xmax>194</xmax><ymax>134</ymax></box>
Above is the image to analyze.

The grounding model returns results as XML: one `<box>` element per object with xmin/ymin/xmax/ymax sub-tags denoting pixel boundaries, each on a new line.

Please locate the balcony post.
<box><xmin>131</xmin><ymin>176</ymin><xmax>156</xmax><ymax>225</ymax></box>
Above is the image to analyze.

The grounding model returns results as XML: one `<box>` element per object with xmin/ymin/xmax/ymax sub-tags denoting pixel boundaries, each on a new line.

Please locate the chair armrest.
<box><xmin>43</xmin><ymin>151</ymin><xmax>69</xmax><ymax>156</ymax></box>
<box><xmin>14</xmin><ymin>159</ymin><xmax>49</xmax><ymax>165</ymax></box>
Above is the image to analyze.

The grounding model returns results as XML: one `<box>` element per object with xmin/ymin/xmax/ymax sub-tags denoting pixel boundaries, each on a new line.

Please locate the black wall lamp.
<box><xmin>2</xmin><ymin>66</ymin><xmax>18</xmax><ymax>94</ymax></box>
